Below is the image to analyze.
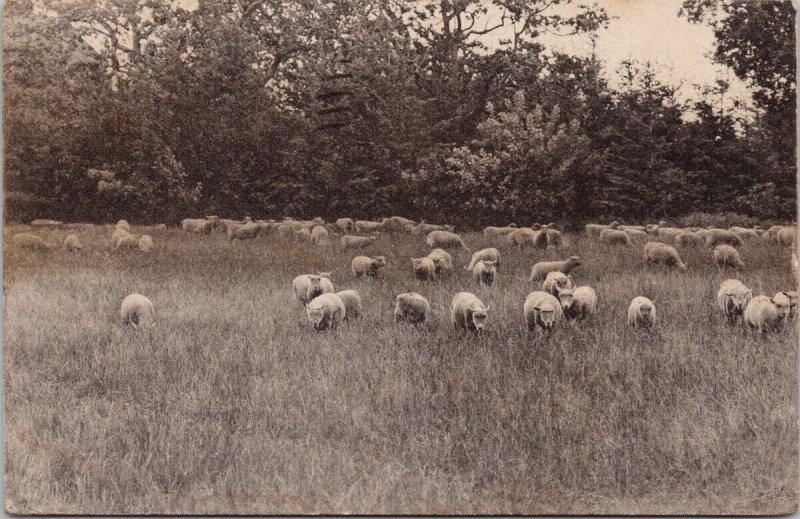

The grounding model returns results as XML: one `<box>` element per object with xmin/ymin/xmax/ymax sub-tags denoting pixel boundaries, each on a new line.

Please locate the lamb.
<box><xmin>116</xmin><ymin>219</ymin><xmax>130</xmax><ymax>232</ymax></box>
<box><xmin>644</xmin><ymin>242</ymin><xmax>687</xmax><ymax>269</ymax></box>
<box><xmin>713</xmin><ymin>244</ymin><xmax>745</xmax><ymax>269</ymax></box>
<box><xmin>599</xmin><ymin>228</ymin><xmax>632</xmax><ymax>246</ymax></box>
<box><xmin>412</xmin><ymin>257</ymin><xmax>437</xmax><ymax>281</ymax></box>
<box><xmin>524</xmin><ymin>291</ymin><xmax>563</xmax><ymax>332</ymax></box>
<box><xmin>64</xmin><ymin>234</ymin><xmax>83</xmax><ymax>252</ymax></box>
<box><xmin>509</xmin><ymin>228</ymin><xmax>548</xmax><ymax>249</ymax></box>
<box><xmin>557</xmin><ymin>286</ymin><xmax>598</xmax><ymax>321</ymax></box>
<box><xmin>114</xmin><ymin>233</ymin><xmax>140</xmax><ymax>250</ymax></box>
<box><xmin>292</xmin><ymin>272</ymin><xmax>335</xmax><ymax>306</ymax></box>
<box><xmin>542</xmin><ymin>271</ymin><xmax>573</xmax><ymax>296</ymax></box>
<box><xmin>675</xmin><ymin>231</ymin><xmax>704</xmax><ymax>247</ymax></box>
<box><xmin>450</xmin><ymin>292</ymin><xmax>490</xmax><ymax>333</ymax></box>
<box><xmin>12</xmin><ymin>233</ymin><xmax>53</xmax><ymax>250</ymax></box>
<box><xmin>717</xmin><ymin>279</ymin><xmax>753</xmax><ymax>324</ymax></box>
<box><xmin>340</xmin><ymin>235</ymin><xmax>376</xmax><ymax>250</ymax></box>
<box><xmin>351</xmin><ymin>256</ymin><xmax>387</xmax><ymax>278</ymax></box>
<box><xmin>355</xmin><ymin>220</ymin><xmax>383</xmax><ymax>234</ymax></box>
<box><xmin>228</xmin><ymin>223</ymin><xmax>261</xmax><ymax>240</ymax></box>
<box><xmin>335</xmin><ymin>290</ymin><xmax>362</xmax><ymax>321</ymax></box>
<box><xmin>706</xmin><ymin>229</ymin><xmax>743</xmax><ymax>248</ymax></box>
<box><xmin>394</xmin><ymin>292</ymin><xmax>431</xmax><ymax>324</ymax></box>
<box><xmin>335</xmin><ymin>218</ymin><xmax>354</xmax><ymax>234</ymax></box>
<box><xmin>138</xmin><ymin>235</ymin><xmax>153</xmax><ymax>253</ymax></box>
<box><xmin>775</xmin><ymin>291</ymin><xmax>798</xmax><ymax>319</ymax></box>
<box><xmin>310</xmin><ymin>225</ymin><xmax>330</xmax><ymax>245</ymax></box>
<box><xmin>529</xmin><ymin>256</ymin><xmax>582</xmax><ymax>282</ymax></box>
<box><xmin>744</xmin><ymin>294</ymin><xmax>790</xmax><ymax>334</ymax></box>
<box><xmin>472</xmin><ymin>259</ymin><xmax>497</xmax><ymax>286</ymax></box>
<box><xmin>467</xmin><ymin>247</ymin><xmax>501</xmax><ymax>270</ymax></box>
<box><xmin>120</xmin><ymin>294</ymin><xmax>155</xmax><ymax>328</ymax></box>
<box><xmin>545</xmin><ymin>228</ymin><xmax>563</xmax><ymax>247</ymax></box>
<box><xmin>306</xmin><ymin>293</ymin><xmax>346</xmax><ymax>331</ymax></box>
<box><xmin>427</xmin><ymin>248</ymin><xmax>454</xmax><ymax>277</ymax></box>
<box><xmin>628</xmin><ymin>297</ymin><xmax>656</xmax><ymax>328</ymax></box>
<box><xmin>426</xmin><ymin>230</ymin><xmax>469</xmax><ymax>251</ymax></box>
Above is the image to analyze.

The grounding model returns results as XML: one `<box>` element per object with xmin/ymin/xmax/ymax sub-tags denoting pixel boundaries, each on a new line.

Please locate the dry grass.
<box><xmin>4</xmin><ymin>224</ymin><xmax>798</xmax><ymax>514</ymax></box>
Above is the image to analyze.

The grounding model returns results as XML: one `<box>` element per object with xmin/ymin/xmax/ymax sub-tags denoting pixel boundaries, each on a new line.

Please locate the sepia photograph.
<box><xmin>3</xmin><ymin>0</ymin><xmax>797</xmax><ymax>514</ymax></box>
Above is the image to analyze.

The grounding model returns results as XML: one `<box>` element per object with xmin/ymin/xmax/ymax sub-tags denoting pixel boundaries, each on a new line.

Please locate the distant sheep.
<box><xmin>777</xmin><ymin>226</ymin><xmax>796</xmax><ymax>246</ymax></box>
<box><xmin>310</xmin><ymin>225</ymin><xmax>330</xmax><ymax>245</ymax></box>
<box><xmin>181</xmin><ymin>218</ymin><xmax>213</xmax><ymax>234</ymax></box>
<box><xmin>509</xmin><ymin>228</ymin><xmax>547</xmax><ymax>250</ymax></box>
<box><xmin>120</xmin><ymin>294</ymin><xmax>155</xmax><ymax>328</ymax></box>
<box><xmin>114</xmin><ymin>234</ymin><xmax>140</xmax><ymax>251</ymax></box>
<box><xmin>600</xmin><ymin>228</ymin><xmax>632</xmax><ymax>246</ymax></box>
<box><xmin>228</xmin><ymin>223</ymin><xmax>261</xmax><ymax>241</ymax></box>
<box><xmin>620</xmin><ymin>225</ymin><xmax>646</xmax><ymax>233</ymax></box>
<box><xmin>584</xmin><ymin>223</ymin><xmax>606</xmax><ymax>236</ymax></box>
<box><xmin>292</xmin><ymin>273</ymin><xmax>335</xmax><ymax>306</ymax></box>
<box><xmin>744</xmin><ymin>294</ymin><xmax>790</xmax><ymax>333</ymax></box>
<box><xmin>138</xmin><ymin>235</ymin><xmax>153</xmax><ymax>253</ymax></box>
<box><xmin>306</xmin><ymin>293</ymin><xmax>346</xmax><ymax>331</ymax></box>
<box><xmin>351</xmin><ymin>256</ymin><xmax>386</xmax><ymax>278</ymax></box>
<box><xmin>394</xmin><ymin>292</ymin><xmax>431</xmax><ymax>324</ymax></box>
<box><xmin>483</xmin><ymin>225</ymin><xmax>518</xmax><ymax>239</ymax></box>
<box><xmin>542</xmin><ymin>271</ymin><xmax>573</xmax><ymax>296</ymax></box>
<box><xmin>64</xmin><ymin>234</ymin><xmax>83</xmax><ymax>252</ymax></box>
<box><xmin>628</xmin><ymin>297</ymin><xmax>656</xmax><ymax>328</ymax></box>
<box><xmin>524</xmin><ymin>291</ymin><xmax>563</xmax><ymax>332</ymax></box>
<box><xmin>730</xmin><ymin>227</ymin><xmax>759</xmax><ymax>240</ymax></box>
<box><xmin>675</xmin><ymin>231</ymin><xmax>704</xmax><ymax>247</ymax></box>
<box><xmin>116</xmin><ymin>220</ymin><xmax>130</xmax><ymax>232</ymax></box>
<box><xmin>472</xmin><ymin>259</ymin><xmax>497</xmax><ymax>286</ymax></box>
<box><xmin>335</xmin><ymin>218</ymin><xmax>354</xmax><ymax>234</ymax></box>
<box><xmin>427</xmin><ymin>248</ymin><xmax>454</xmax><ymax>277</ymax></box>
<box><xmin>467</xmin><ymin>247</ymin><xmax>501</xmax><ymax>270</ymax></box>
<box><xmin>713</xmin><ymin>244</ymin><xmax>745</xmax><ymax>269</ymax></box>
<box><xmin>413</xmin><ymin>223</ymin><xmax>451</xmax><ymax>235</ymax></box>
<box><xmin>341</xmin><ymin>235</ymin><xmax>376</xmax><ymax>250</ymax></box>
<box><xmin>557</xmin><ymin>286</ymin><xmax>598</xmax><ymax>320</ymax></box>
<box><xmin>624</xmin><ymin>228</ymin><xmax>648</xmax><ymax>241</ymax></box>
<box><xmin>293</xmin><ymin>227</ymin><xmax>312</xmax><ymax>242</ymax></box>
<box><xmin>335</xmin><ymin>290</ymin><xmax>362</xmax><ymax>321</ymax></box>
<box><xmin>111</xmin><ymin>228</ymin><xmax>131</xmax><ymax>248</ymax></box>
<box><xmin>656</xmin><ymin>227</ymin><xmax>682</xmax><ymax>238</ymax></box>
<box><xmin>412</xmin><ymin>257</ymin><xmax>437</xmax><ymax>281</ymax></box>
<box><xmin>426</xmin><ymin>230</ymin><xmax>468</xmax><ymax>250</ymax></box>
<box><xmin>382</xmin><ymin>216</ymin><xmax>416</xmax><ymax>233</ymax></box>
<box><xmin>529</xmin><ymin>256</ymin><xmax>582</xmax><ymax>282</ymax></box>
<box><xmin>717</xmin><ymin>279</ymin><xmax>753</xmax><ymax>324</ymax></box>
<box><xmin>450</xmin><ymin>292</ymin><xmax>490</xmax><ymax>333</ymax></box>
<box><xmin>545</xmin><ymin>228</ymin><xmax>563</xmax><ymax>247</ymax></box>
<box><xmin>706</xmin><ymin>229</ymin><xmax>743</xmax><ymax>248</ymax></box>
<box><xmin>355</xmin><ymin>220</ymin><xmax>383</xmax><ymax>234</ymax></box>
<box><xmin>12</xmin><ymin>233</ymin><xmax>53</xmax><ymax>250</ymax></box>
<box><xmin>644</xmin><ymin>242</ymin><xmax>687</xmax><ymax>269</ymax></box>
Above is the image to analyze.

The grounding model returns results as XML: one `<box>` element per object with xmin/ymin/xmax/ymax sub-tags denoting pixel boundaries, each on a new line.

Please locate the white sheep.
<box><xmin>227</xmin><ymin>223</ymin><xmax>261</xmax><ymax>240</ymax></box>
<box><xmin>116</xmin><ymin>219</ymin><xmax>130</xmax><ymax>232</ymax></box>
<box><xmin>620</xmin><ymin>225</ymin><xmax>646</xmax><ymax>233</ymax></box>
<box><xmin>427</xmin><ymin>248</ymin><xmax>454</xmax><ymax>277</ymax></box>
<box><xmin>472</xmin><ymin>259</ymin><xmax>497</xmax><ymax>286</ymax></box>
<box><xmin>111</xmin><ymin>228</ymin><xmax>131</xmax><ymax>248</ymax></box>
<box><xmin>138</xmin><ymin>235</ymin><xmax>153</xmax><ymax>253</ymax></box>
<box><xmin>706</xmin><ymin>229</ymin><xmax>743</xmax><ymax>248</ymax></box>
<box><xmin>64</xmin><ymin>234</ymin><xmax>83</xmax><ymax>252</ymax></box>
<box><xmin>467</xmin><ymin>248</ymin><xmax>501</xmax><ymax>270</ymax></box>
<box><xmin>656</xmin><ymin>226</ymin><xmax>683</xmax><ymax>238</ymax></box>
<box><xmin>524</xmin><ymin>291</ymin><xmax>563</xmax><ymax>332</ymax></box>
<box><xmin>340</xmin><ymin>235</ymin><xmax>376</xmax><ymax>249</ymax></box>
<box><xmin>114</xmin><ymin>233</ymin><xmax>140</xmax><ymax>251</ymax></box>
<box><xmin>381</xmin><ymin>216</ymin><xmax>416</xmax><ymax>233</ymax></box>
<box><xmin>628</xmin><ymin>297</ymin><xmax>656</xmax><ymax>328</ymax></box>
<box><xmin>412</xmin><ymin>257</ymin><xmax>437</xmax><ymax>281</ymax></box>
<box><xmin>335</xmin><ymin>290</ymin><xmax>362</xmax><ymax>321</ymax></box>
<box><xmin>713</xmin><ymin>244</ymin><xmax>745</xmax><ymax>269</ymax></box>
<box><xmin>509</xmin><ymin>228</ymin><xmax>548</xmax><ymax>249</ymax></box>
<box><xmin>644</xmin><ymin>242</ymin><xmax>687</xmax><ymax>269</ymax></box>
<box><xmin>600</xmin><ymin>228</ymin><xmax>632</xmax><ymax>246</ymax></box>
<box><xmin>584</xmin><ymin>223</ymin><xmax>606</xmax><ymax>236</ymax></box>
<box><xmin>624</xmin><ymin>228</ymin><xmax>648</xmax><ymax>241</ymax></box>
<box><xmin>355</xmin><ymin>220</ymin><xmax>383</xmax><ymax>234</ymax></box>
<box><xmin>483</xmin><ymin>225</ymin><xmax>518</xmax><ymax>239</ymax></box>
<box><xmin>310</xmin><ymin>225</ymin><xmax>330</xmax><ymax>245</ymax></box>
<box><xmin>306</xmin><ymin>293</ymin><xmax>346</xmax><ymax>331</ymax></box>
<box><xmin>293</xmin><ymin>227</ymin><xmax>312</xmax><ymax>242</ymax></box>
<box><xmin>730</xmin><ymin>227</ymin><xmax>759</xmax><ymax>240</ymax></box>
<box><xmin>774</xmin><ymin>291</ymin><xmax>797</xmax><ymax>320</ymax></box>
<box><xmin>335</xmin><ymin>218</ymin><xmax>354</xmax><ymax>234</ymax></box>
<box><xmin>545</xmin><ymin>228</ymin><xmax>562</xmax><ymax>247</ymax></box>
<box><xmin>675</xmin><ymin>231</ymin><xmax>704</xmax><ymax>247</ymax></box>
<box><xmin>426</xmin><ymin>230</ymin><xmax>468</xmax><ymax>251</ymax></box>
<box><xmin>744</xmin><ymin>294</ymin><xmax>790</xmax><ymax>333</ymax></box>
<box><xmin>181</xmin><ymin>218</ymin><xmax>213</xmax><ymax>234</ymax></box>
<box><xmin>557</xmin><ymin>286</ymin><xmax>598</xmax><ymax>321</ymax></box>
<box><xmin>529</xmin><ymin>256</ymin><xmax>582</xmax><ymax>282</ymax></box>
<box><xmin>292</xmin><ymin>272</ymin><xmax>335</xmax><ymax>306</ymax></box>
<box><xmin>120</xmin><ymin>294</ymin><xmax>155</xmax><ymax>328</ymax></box>
<box><xmin>450</xmin><ymin>292</ymin><xmax>490</xmax><ymax>333</ymax></box>
<box><xmin>351</xmin><ymin>256</ymin><xmax>387</xmax><ymax>277</ymax></box>
<box><xmin>542</xmin><ymin>271</ymin><xmax>573</xmax><ymax>296</ymax></box>
<box><xmin>777</xmin><ymin>226</ymin><xmax>796</xmax><ymax>246</ymax></box>
<box><xmin>394</xmin><ymin>292</ymin><xmax>431</xmax><ymax>324</ymax></box>
<box><xmin>717</xmin><ymin>279</ymin><xmax>753</xmax><ymax>324</ymax></box>
<box><xmin>12</xmin><ymin>233</ymin><xmax>53</xmax><ymax>250</ymax></box>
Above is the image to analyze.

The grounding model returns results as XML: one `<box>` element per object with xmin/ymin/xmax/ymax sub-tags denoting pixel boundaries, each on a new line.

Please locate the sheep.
<box><xmin>30</xmin><ymin>219</ymin><xmax>63</xmax><ymax>227</ymax></box>
<box><xmin>293</xmin><ymin>227</ymin><xmax>312</xmax><ymax>242</ymax></box>
<box><xmin>340</xmin><ymin>235</ymin><xmax>376</xmax><ymax>250</ymax></box>
<box><xmin>335</xmin><ymin>218</ymin><xmax>354</xmax><ymax>234</ymax></box>
<box><xmin>228</xmin><ymin>223</ymin><xmax>261</xmax><ymax>241</ymax></box>
<box><xmin>730</xmin><ymin>227</ymin><xmax>759</xmax><ymax>240</ymax></box>
<box><xmin>292</xmin><ymin>272</ymin><xmax>335</xmax><ymax>306</ymax></box>
<box><xmin>557</xmin><ymin>286</ymin><xmax>598</xmax><ymax>321</ymax></box>
<box><xmin>12</xmin><ymin>233</ymin><xmax>53</xmax><ymax>250</ymax></box>
<box><xmin>351</xmin><ymin>256</ymin><xmax>387</xmax><ymax>278</ymax></box>
<box><xmin>394</xmin><ymin>292</ymin><xmax>430</xmax><ymax>324</ymax></box>
<box><xmin>114</xmin><ymin>233</ymin><xmax>140</xmax><ymax>250</ymax></box>
<box><xmin>450</xmin><ymin>292</ymin><xmax>490</xmax><ymax>333</ymax></box>
<box><xmin>64</xmin><ymin>234</ymin><xmax>83</xmax><ymax>252</ymax></box>
<box><xmin>623</xmin><ymin>228</ymin><xmax>648</xmax><ymax>241</ymax></box>
<box><xmin>427</xmin><ymin>248</ymin><xmax>454</xmax><ymax>277</ymax></box>
<box><xmin>509</xmin><ymin>228</ymin><xmax>548</xmax><ymax>249</ymax></box>
<box><xmin>706</xmin><ymin>229</ymin><xmax>743</xmax><ymax>248</ymax></box>
<box><xmin>426</xmin><ymin>230</ymin><xmax>468</xmax><ymax>251</ymax></box>
<box><xmin>644</xmin><ymin>242</ymin><xmax>687</xmax><ymax>269</ymax></box>
<box><xmin>542</xmin><ymin>271</ymin><xmax>573</xmax><ymax>296</ymax></box>
<box><xmin>717</xmin><ymin>279</ymin><xmax>753</xmax><ymax>324</ymax></box>
<box><xmin>335</xmin><ymin>290</ymin><xmax>362</xmax><ymax>321</ymax></box>
<box><xmin>120</xmin><ymin>294</ymin><xmax>155</xmax><ymax>328</ymax></box>
<box><xmin>584</xmin><ymin>223</ymin><xmax>606</xmax><ymax>236</ymax></box>
<box><xmin>713</xmin><ymin>244</ymin><xmax>745</xmax><ymax>269</ymax></box>
<box><xmin>412</xmin><ymin>257</ymin><xmax>437</xmax><ymax>281</ymax></box>
<box><xmin>355</xmin><ymin>220</ymin><xmax>383</xmax><ymax>234</ymax></box>
<box><xmin>472</xmin><ymin>260</ymin><xmax>497</xmax><ymax>286</ymax></box>
<box><xmin>775</xmin><ymin>291</ymin><xmax>798</xmax><ymax>320</ymax></box>
<box><xmin>181</xmin><ymin>218</ymin><xmax>213</xmax><ymax>234</ymax></box>
<box><xmin>115</xmin><ymin>219</ymin><xmax>130</xmax><ymax>232</ymax></box>
<box><xmin>310</xmin><ymin>225</ymin><xmax>330</xmax><ymax>245</ymax></box>
<box><xmin>777</xmin><ymin>226</ymin><xmax>796</xmax><ymax>246</ymax></box>
<box><xmin>524</xmin><ymin>291</ymin><xmax>563</xmax><ymax>332</ymax></box>
<box><xmin>656</xmin><ymin>226</ymin><xmax>683</xmax><ymax>238</ymax></box>
<box><xmin>306</xmin><ymin>293</ymin><xmax>346</xmax><ymax>331</ymax></box>
<box><xmin>381</xmin><ymin>216</ymin><xmax>416</xmax><ymax>233</ymax></box>
<box><xmin>217</xmin><ymin>218</ymin><xmax>244</xmax><ymax>233</ymax></box>
<box><xmin>111</xmin><ymin>228</ymin><xmax>131</xmax><ymax>248</ymax></box>
<box><xmin>744</xmin><ymin>294</ymin><xmax>790</xmax><ymax>334</ymax></box>
<box><xmin>483</xmin><ymin>225</ymin><xmax>518</xmax><ymax>239</ymax></box>
<box><xmin>413</xmin><ymin>223</ymin><xmax>450</xmax><ymax>235</ymax></box>
<box><xmin>599</xmin><ymin>228</ymin><xmax>632</xmax><ymax>246</ymax></box>
<box><xmin>138</xmin><ymin>235</ymin><xmax>153</xmax><ymax>253</ymax></box>
<box><xmin>675</xmin><ymin>231</ymin><xmax>704</xmax><ymax>247</ymax></box>
<box><xmin>529</xmin><ymin>256</ymin><xmax>582</xmax><ymax>282</ymax></box>
<box><xmin>620</xmin><ymin>225</ymin><xmax>646</xmax><ymax>233</ymax></box>
<box><xmin>467</xmin><ymin>248</ymin><xmax>501</xmax><ymax>270</ymax></box>
<box><xmin>628</xmin><ymin>297</ymin><xmax>656</xmax><ymax>328</ymax></box>
<box><xmin>545</xmin><ymin>228</ymin><xmax>563</xmax><ymax>247</ymax></box>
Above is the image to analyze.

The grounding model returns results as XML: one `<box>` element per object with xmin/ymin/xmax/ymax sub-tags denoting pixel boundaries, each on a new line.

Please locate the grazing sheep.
<box><xmin>341</xmin><ymin>235</ymin><xmax>376</xmax><ymax>250</ymax></box>
<box><xmin>467</xmin><ymin>247</ymin><xmax>501</xmax><ymax>270</ymax></box>
<box><xmin>620</xmin><ymin>225</ymin><xmax>646</xmax><ymax>233</ymax></box>
<box><xmin>292</xmin><ymin>273</ymin><xmax>335</xmax><ymax>306</ymax></box>
<box><xmin>624</xmin><ymin>228</ymin><xmax>648</xmax><ymax>241</ymax></box>
<box><xmin>413</xmin><ymin>223</ymin><xmax>449</xmax><ymax>235</ymax></box>
<box><xmin>509</xmin><ymin>228</ymin><xmax>548</xmax><ymax>249</ymax></box>
<box><xmin>775</xmin><ymin>291</ymin><xmax>797</xmax><ymax>320</ymax></box>
<box><xmin>524</xmin><ymin>291</ymin><xmax>563</xmax><ymax>332</ymax></box>
<box><xmin>120</xmin><ymin>294</ymin><xmax>155</xmax><ymax>328</ymax></box>
<box><xmin>64</xmin><ymin>234</ymin><xmax>83</xmax><ymax>252</ymax></box>
<box><xmin>335</xmin><ymin>218</ymin><xmax>354</xmax><ymax>234</ymax></box>
<box><xmin>335</xmin><ymin>290</ymin><xmax>362</xmax><ymax>321</ymax></box>
<box><xmin>115</xmin><ymin>219</ymin><xmax>130</xmax><ymax>232</ymax></box>
<box><xmin>600</xmin><ymin>228</ymin><xmax>632</xmax><ymax>246</ymax></box>
<box><xmin>542</xmin><ymin>271</ymin><xmax>573</xmax><ymax>296</ymax></box>
<box><xmin>30</xmin><ymin>219</ymin><xmax>63</xmax><ymax>227</ymax></box>
<box><xmin>656</xmin><ymin>226</ymin><xmax>683</xmax><ymax>238</ymax></box>
<box><xmin>412</xmin><ymin>257</ymin><xmax>437</xmax><ymax>281</ymax></box>
<box><xmin>717</xmin><ymin>279</ymin><xmax>753</xmax><ymax>324</ymax></box>
<box><xmin>310</xmin><ymin>225</ymin><xmax>330</xmax><ymax>245</ymax></box>
<box><xmin>557</xmin><ymin>286</ymin><xmax>598</xmax><ymax>321</ymax></box>
<box><xmin>12</xmin><ymin>233</ymin><xmax>53</xmax><ymax>250</ymax></box>
<box><xmin>777</xmin><ymin>226</ymin><xmax>796</xmax><ymax>246</ymax></box>
<box><xmin>675</xmin><ymin>231</ymin><xmax>704</xmax><ymax>247</ymax></box>
<box><xmin>545</xmin><ymin>228</ymin><xmax>563</xmax><ymax>247</ymax></box>
<box><xmin>228</xmin><ymin>223</ymin><xmax>261</xmax><ymax>241</ymax></box>
<box><xmin>394</xmin><ymin>292</ymin><xmax>431</xmax><ymax>324</ymax></box>
<box><xmin>450</xmin><ymin>292</ymin><xmax>490</xmax><ymax>333</ymax></box>
<box><xmin>584</xmin><ymin>223</ymin><xmax>606</xmax><ymax>236</ymax></box>
<box><xmin>382</xmin><ymin>216</ymin><xmax>416</xmax><ymax>233</ymax></box>
<box><xmin>293</xmin><ymin>227</ymin><xmax>312</xmax><ymax>242</ymax></box>
<box><xmin>111</xmin><ymin>228</ymin><xmax>131</xmax><ymax>248</ymax></box>
<box><xmin>217</xmin><ymin>218</ymin><xmax>244</xmax><ymax>233</ymax></box>
<box><xmin>628</xmin><ymin>297</ymin><xmax>656</xmax><ymax>328</ymax></box>
<box><xmin>483</xmin><ymin>226</ymin><xmax>518</xmax><ymax>239</ymax></box>
<box><xmin>730</xmin><ymin>227</ymin><xmax>759</xmax><ymax>240</ymax></box>
<box><xmin>351</xmin><ymin>256</ymin><xmax>387</xmax><ymax>278</ymax></box>
<box><xmin>114</xmin><ymin>234</ymin><xmax>140</xmax><ymax>250</ymax></box>
<box><xmin>426</xmin><ymin>230</ymin><xmax>468</xmax><ymax>250</ymax></box>
<box><xmin>644</xmin><ymin>242</ymin><xmax>687</xmax><ymax>269</ymax></box>
<box><xmin>181</xmin><ymin>218</ymin><xmax>213</xmax><ymax>234</ymax></box>
<box><xmin>472</xmin><ymin>260</ymin><xmax>497</xmax><ymax>286</ymax></box>
<box><xmin>355</xmin><ymin>220</ymin><xmax>383</xmax><ymax>234</ymax></box>
<box><xmin>427</xmin><ymin>248</ymin><xmax>454</xmax><ymax>277</ymax></box>
<box><xmin>713</xmin><ymin>244</ymin><xmax>745</xmax><ymax>269</ymax></box>
<box><xmin>744</xmin><ymin>294</ymin><xmax>790</xmax><ymax>334</ymax></box>
<box><xmin>706</xmin><ymin>229</ymin><xmax>743</xmax><ymax>248</ymax></box>
<box><xmin>138</xmin><ymin>235</ymin><xmax>153</xmax><ymax>253</ymax></box>
<box><xmin>529</xmin><ymin>256</ymin><xmax>582</xmax><ymax>282</ymax></box>
<box><xmin>306</xmin><ymin>293</ymin><xmax>346</xmax><ymax>331</ymax></box>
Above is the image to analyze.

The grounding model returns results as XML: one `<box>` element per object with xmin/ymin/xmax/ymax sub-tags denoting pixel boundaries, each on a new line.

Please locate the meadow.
<box><xmin>3</xmin><ymin>223</ymin><xmax>797</xmax><ymax>514</ymax></box>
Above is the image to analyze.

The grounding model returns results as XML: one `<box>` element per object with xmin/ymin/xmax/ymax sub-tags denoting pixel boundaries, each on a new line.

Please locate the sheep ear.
<box><xmin>650</xmin><ymin>299</ymin><xmax>656</xmax><ymax>304</ymax></box>
<box><xmin>485</xmin><ymin>304</ymin><xmax>491</xmax><ymax>311</ymax></box>
<box><xmin>782</xmin><ymin>291</ymin><xmax>790</xmax><ymax>297</ymax></box>
<box><xmin>769</xmin><ymin>298</ymin><xmax>776</xmax><ymax>304</ymax></box>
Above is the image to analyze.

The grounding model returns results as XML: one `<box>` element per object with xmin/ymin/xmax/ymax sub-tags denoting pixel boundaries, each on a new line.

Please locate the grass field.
<box><xmin>4</xmin><ymin>223</ymin><xmax>798</xmax><ymax>514</ymax></box>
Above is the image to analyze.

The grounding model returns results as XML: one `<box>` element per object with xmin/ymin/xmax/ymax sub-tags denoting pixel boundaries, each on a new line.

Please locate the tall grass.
<box><xmin>4</xmin><ymin>224</ymin><xmax>797</xmax><ymax>514</ymax></box>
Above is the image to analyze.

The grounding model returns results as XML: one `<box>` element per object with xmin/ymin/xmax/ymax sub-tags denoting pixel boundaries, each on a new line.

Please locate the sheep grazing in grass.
<box><xmin>744</xmin><ymin>294</ymin><xmax>790</xmax><ymax>334</ymax></box>
<box><xmin>467</xmin><ymin>248</ymin><xmax>501</xmax><ymax>270</ymax></box>
<box><xmin>542</xmin><ymin>271</ymin><xmax>573</xmax><ymax>296</ymax></box>
<box><xmin>529</xmin><ymin>256</ymin><xmax>582</xmax><ymax>282</ymax></box>
<box><xmin>394</xmin><ymin>292</ymin><xmax>430</xmax><ymax>324</ymax></box>
<box><xmin>115</xmin><ymin>219</ymin><xmax>130</xmax><ymax>232</ymax></box>
<box><xmin>483</xmin><ymin>225</ymin><xmax>518</xmax><ymax>239</ymax></box>
<box><xmin>509</xmin><ymin>228</ymin><xmax>548</xmax><ymax>250</ymax></box>
<box><xmin>623</xmin><ymin>228</ymin><xmax>648</xmax><ymax>241</ymax></box>
<box><xmin>675</xmin><ymin>231</ymin><xmax>704</xmax><ymax>247</ymax></box>
<box><xmin>774</xmin><ymin>291</ymin><xmax>797</xmax><ymax>320</ymax></box>
<box><xmin>138</xmin><ymin>235</ymin><xmax>153</xmax><ymax>253</ymax></box>
<box><xmin>656</xmin><ymin>227</ymin><xmax>683</xmax><ymax>238</ymax></box>
<box><xmin>355</xmin><ymin>220</ymin><xmax>383</xmax><ymax>234</ymax></box>
<box><xmin>64</xmin><ymin>234</ymin><xmax>83</xmax><ymax>252</ymax></box>
<box><xmin>451</xmin><ymin>292</ymin><xmax>490</xmax><ymax>334</ymax></box>
<box><xmin>351</xmin><ymin>256</ymin><xmax>387</xmax><ymax>278</ymax></box>
<box><xmin>713</xmin><ymin>244</ymin><xmax>745</xmax><ymax>269</ymax></box>
<box><xmin>628</xmin><ymin>297</ymin><xmax>656</xmax><ymax>328</ymax></box>
<box><xmin>777</xmin><ymin>226</ymin><xmax>796</xmax><ymax>246</ymax></box>
<box><xmin>557</xmin><ymin>286</ymin><xmax>598</xmax><ymax>321</ymax></box>
<box><xmin>706</xmin><ymin>229</ymin><xmax>743</xmax><ymax>248</ymax></box>
<box><xmin>426</xmin><ymin>230</ymin><xmax>468</xmax><ymax>251</ymax></box>
<box><xmin>730</xmin><ymin>227</ymin><xmax>759</xmax><ymax>240</ymax></box>
<box><xmin>600</xmin><ymin>228</ymin><xmax>632</xmax><ymax>246</ymax></box>
<box><xmin>335</xmin><ymin>290</ymin><xmax>362</xmax><ymax>321</ymax></box>
<box><xmin>413</xmin><ymin>222</ymin><xmax>450</xmax><ymax>235</ymax></box>
<box><xmin>12</xmin><ymin>233</ymin><xmax>53</xmax><ymax>250</ymax></box>
<box><xmin>227</xmin><ymin>223</ymin><xmax>261</xmax><ymax>241</ymax></box>
<box><xmin>644</xmin><ymin>242</ymin><xmax>687</xmax><ymax>269</ymax></box>
<box><xmin>181</xmin><ymin>218</ymin><xmax>213</xmax><ymax>234</ymax></box>
<box><xmin>306</xmin><ymin>293</ymin><xmax>346</xmax><ymax>331</ymax></box>
<box><xmin>584</xmin><ymin>223</ymin><xmax>606</xmax><ymax>236</ymax></box>
<box><xmin>114</xmin><ymin>234</ymin><xmax>140</xmax><ymax>251</ymax></box>
<box><xmin>472</xmin><ymin>259</ymin><xmax>497</xmax><ymax>286</ymax></box>
<box><xmin>111</xmin><ymin>228</ymin><xmax>131</xmax><ymax>248</ymax></box>
<box><xmin>427</xmin><ymin>248</ymin><xmax>454</xmax><ymax>277</ymax></box>
<box><xmin>292</xmin><ymin>272</ymin><xmax>335</xmax><ymax>306</ymax></box>
<box><xmin>412</xmin><ymin>257</ymin><xmax>437</xmax><ymax>281</ymax></box>
<box><xmin>310</xmin><ymin>225</ymin><xmax>330</xmax><ymax>245</ymax></box>
<box><xmin>120</xmin><ymin>294</ymin><xmax>155</xmax><ymax>328</ymax></box>
<box><xmin>717</xmin><ymin>279</ymin><xmax>753</xmax><ymax>324</ymax></box>
<box><xmin>545</xmin><ymin>228</ymin><xmax>563</xmax><ymax>247</ymax></box>
<box><xmin>335</xmin><ymin>218</ymin><xmax>354</xmax><ymax>234</ymax></box>
<box><xmin>382</xmin><ymin>216</ymin><xmax>416</xmax><ymax>233</ymax></box>
<box><xmin>340</xmin><ymin>235</ymin><xmax>376</xmax><ymax>250</ymax></box>
<box><xmin>524</xmin><ymin>291</ymin><xmax>563</xmax><ymax>332</ymax></box>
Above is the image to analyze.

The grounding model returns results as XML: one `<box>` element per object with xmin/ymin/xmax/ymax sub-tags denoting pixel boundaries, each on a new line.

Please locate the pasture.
<box><xmin>4</xmin><ymin>223</ymin><xmax>797</xmax><ymax>514</ymax></box>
